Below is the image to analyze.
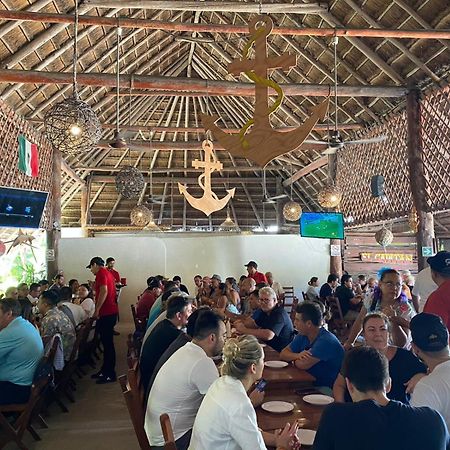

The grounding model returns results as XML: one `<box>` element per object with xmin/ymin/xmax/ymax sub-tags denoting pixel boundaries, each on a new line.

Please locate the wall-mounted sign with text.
<box><xmin>359</xmin><ymin>252</ymin><xmax>413</xmax><ymax>264</ymax></box>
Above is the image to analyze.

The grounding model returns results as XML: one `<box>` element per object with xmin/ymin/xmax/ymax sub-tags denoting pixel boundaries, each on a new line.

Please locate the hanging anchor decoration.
<box><xmin>178</xmin><ymin>140</ymin><xmax>235</xmax><ymax>216</ymax></box>
<box><xmin>201</xmin><ymin>15</ymin><xmax>329</xmax><ymax>168</ymax></box>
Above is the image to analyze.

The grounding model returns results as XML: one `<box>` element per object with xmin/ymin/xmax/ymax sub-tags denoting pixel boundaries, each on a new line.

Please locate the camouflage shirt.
<box><xmin>41</xmin><ymin>307</ymin><xmax>76</xmax><ymax>361</ymax></box>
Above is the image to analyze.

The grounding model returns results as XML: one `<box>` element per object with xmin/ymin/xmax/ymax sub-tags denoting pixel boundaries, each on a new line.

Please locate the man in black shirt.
<box><xmin>139</xmin><ymin>295</ymin><xmax>192</xmax><ymax>394</ymax></box>
<box><xmin>235</xmin><ymin>286</ymin><xmax>294</xmax><ymax>352</ymax></box>
<box><xmin>313</xmin><ymin>346</ymin><xmax>449</xmax><ymax>450</ymax></box>
<box><xmin>335</xmin><ymin>274</ymin><xmax>362</xmax><ymax>319</ymax></box>
<box><xmin>319</xmin><ymin>274</ymin><xmax>339</xmax><ymax>300</ymax></box>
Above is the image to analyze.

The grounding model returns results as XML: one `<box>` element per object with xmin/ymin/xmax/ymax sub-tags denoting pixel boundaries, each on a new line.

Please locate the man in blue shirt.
<box><xmin>280</xmin><ymin>302</ymin><xmax>344</xmax><ymax>388</ymax></box>
<box><xmin>0</xmin><ymin>298</ymin><xmax>44</xmax><ymax>404</ymax></box>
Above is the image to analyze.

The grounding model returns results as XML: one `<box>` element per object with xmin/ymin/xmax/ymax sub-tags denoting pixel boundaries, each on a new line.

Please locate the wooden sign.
<box><xmin>178</xmin><ymin>140</ymin><xmax>235</xmax><ymax>216</ymax></box>
<box><xmin>201</xmin><ymin>15</ymin><xmax>329</xmax><ymax>168</ymax></box>
<box><xmin>359</xmin><ymin>252</ymin><xmax>413</xmax><ymax>264</ymax></box>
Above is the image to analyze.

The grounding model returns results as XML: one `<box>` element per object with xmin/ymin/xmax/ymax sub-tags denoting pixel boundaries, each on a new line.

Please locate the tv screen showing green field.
<box><xmin>300</xmin><ymin>212</ymin><xmax>344</xmax><ymax>239</ymax></box>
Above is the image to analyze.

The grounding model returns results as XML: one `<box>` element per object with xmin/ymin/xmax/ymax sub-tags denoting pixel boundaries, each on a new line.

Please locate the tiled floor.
<box><xmin>4</xmin><ymin>322</ymin><xmax>139</xmax><ymax>450</ymax></box>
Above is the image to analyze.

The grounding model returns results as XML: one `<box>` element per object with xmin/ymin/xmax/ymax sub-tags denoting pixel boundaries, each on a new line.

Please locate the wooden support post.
<box><xmin>406</xmin><ymin>88</ymin><xmax>435</xmax><ymax>271</ymax></box>
<box><xmin>80</xmin><ymin>184</ymin><xmax>88</xmax><ymax>236</ymax></box>
<box><xmin>46</xmin><ymin>148</ymin><xmax>61</xmax><ymax>279</ymax></box>
<box><xmin>328</xmin><ymin>154</ymin><xmax>342</xmax><ymax>276</ymax></box>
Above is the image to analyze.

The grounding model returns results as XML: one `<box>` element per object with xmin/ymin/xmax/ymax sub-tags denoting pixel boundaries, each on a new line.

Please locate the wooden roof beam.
<box><xmin>0</xmin><ymin>70</ymin><xmax>407</xmax><ymax>97</ymax></box>
<box><xmin>92</xmin><ymin>175</ymin><xmax>278</xmax><ymax>184</ymax></box>
<box><xmin>1</xmin><ymin>11</ymin><xmax>450</xmax><ymax>40</ymax></box>
<box><xmin>283</xmin><ymin>157</ymin><xmax>329</xmax><ymax>187</ymax></box>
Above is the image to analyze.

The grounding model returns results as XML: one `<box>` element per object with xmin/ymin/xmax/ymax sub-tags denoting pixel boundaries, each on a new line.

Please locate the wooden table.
<box><xmin>257</xmin><ymin>389</ymin><xmax>327</xmax><ymax>448</ymax></box>
<box><xmin>262</xmin><ymin>345</ymin><xmax>315</xmax><ymax>389</ymax></box>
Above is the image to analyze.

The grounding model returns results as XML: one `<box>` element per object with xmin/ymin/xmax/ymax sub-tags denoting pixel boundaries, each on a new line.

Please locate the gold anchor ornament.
<box><xmin>201</xmin><ymin>15</ymin><xmax>329</xmax><ymax>168</ymax></box>
<box><xmin>178</xmin><ymin>140</ymin><xmax>235</xmax><ymax>216</ymax></box>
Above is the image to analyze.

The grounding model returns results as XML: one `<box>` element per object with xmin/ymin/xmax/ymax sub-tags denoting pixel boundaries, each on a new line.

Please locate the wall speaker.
<box><xmin>370</xmin><ymin>175</ymin><xmax>385</xmax><ymax>198</ymax></box>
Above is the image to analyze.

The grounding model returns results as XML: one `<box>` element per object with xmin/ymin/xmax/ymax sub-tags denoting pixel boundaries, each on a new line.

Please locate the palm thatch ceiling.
<box><xmin>0</xmin><ymin>0</ymin><xmax>449</xmax><ymax>230</ymax></box>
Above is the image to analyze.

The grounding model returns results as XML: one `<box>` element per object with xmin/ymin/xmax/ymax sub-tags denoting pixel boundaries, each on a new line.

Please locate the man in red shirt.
<box><xmin>87</xmin><ymin>257</ymin><xmax>118</xmax><ymax>384</ymax></box>
<box><xmin>106</xmin><ymin>257</ymin><xmax>121</xmax><ymax>284</ymax></box>
<box><xmin>136</xmin><ymin>277</ymin><xmax>162</xmax><ymax>321</ymax></box>
<box><xmin>244</xmin><ymin>260</ymin><xmax>268</xmax><ymax>285</ymax></box>
<box><xmin>424</xmin><ymin>251</ymin><xmax>450</xmax><ymax>333</ymax></box>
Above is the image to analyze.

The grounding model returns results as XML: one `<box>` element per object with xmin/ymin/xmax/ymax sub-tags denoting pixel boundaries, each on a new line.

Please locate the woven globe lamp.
<box><xmin>283</xmin><ymin>201</ymin><xmax>302</xmax><ymax>222</ymax></box>
<box><xmin>318</xmin><ymin>184</ymin><xmax>342</xmax><ymax>208</ymax></box>
<box><xmin>115</xmin><ymin>166</ymin><xmax>145</xmax><ymax>199</ymax></box>
<box><xmin>143</xmin><ymin>211</ymin><xmax>162</xmax><ymax>232</ymax></box>
<box><xmin>130</xmin><ymin>205</ymin><xmax>151</xmax><ymax>227</ymax></box>
<box><xmin>44</xmin><ymin>95</ymin><xmax>101</xmax><ymax>154</ymax></box>
<box><xmin>375</xmin><ymin>228</ymin><xmax>394</xmax><ymax>247</ymax></box>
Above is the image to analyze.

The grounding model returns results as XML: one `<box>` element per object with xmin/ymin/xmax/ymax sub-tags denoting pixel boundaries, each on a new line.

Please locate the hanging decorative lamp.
<box><xmin>130</xmin><ymin>204</ymin><xmax>152</xmax><ymax>227</ymax></box>
<box><xmin>219</xmin><ymin>210</ymin><xmax>240</xmax><ymax>232</ymax></box>
<box><xmin>44</xmin><ymin>0</ymin><xmax>101</xmax><ymax>154</ymax></box>
<box><xmin>318</xmin><ymin>183</ymin><xmax>342</xmax><ymax>208</ymax></box>
<box><xmin>283</xmin><ymin>201</ymin><xmax>302</xmax><ymax>222</ymax></box>
<box><xmin>375</xmin><ymin>227</ymin><xmax>394</xmax><ymax>247</ymax></box>
<box><xmin>143</xmin><ymin>211</ymin><xmax>162</xmax><ymax>232</ymax></box>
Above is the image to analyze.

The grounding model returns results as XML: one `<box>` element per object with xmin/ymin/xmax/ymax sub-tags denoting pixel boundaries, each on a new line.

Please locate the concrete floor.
<box><xmin>4</xmin><ymin>322</ymin><xmax>139</xmax><ymax>450</ymax></box>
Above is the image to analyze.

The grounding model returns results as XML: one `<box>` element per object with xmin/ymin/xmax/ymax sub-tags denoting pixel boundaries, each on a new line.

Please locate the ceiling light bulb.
<box><xmin>69</xmin><ymin>124</ymin><xmax>82</xmax><ymax>136</ymax></box>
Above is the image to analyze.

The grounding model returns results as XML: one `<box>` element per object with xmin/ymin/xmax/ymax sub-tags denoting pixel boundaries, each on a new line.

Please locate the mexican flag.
<box><xmin>18</xmin><ymin>134</ymin><xmax>39</xmax><ymax>177</ymax></box>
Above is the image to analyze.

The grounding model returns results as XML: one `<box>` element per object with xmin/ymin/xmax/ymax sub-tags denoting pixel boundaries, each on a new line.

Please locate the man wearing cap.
<box><xmin>245</xmin><ymin>261</ymin><xmax>268</xmax><ymax>285</ymax></box>
<box><xmin>136</xmin><ymin>278</ymin><xmax>162</xmax><ymax>321</ymax></box>
<box><xmin>423</xmin><ymin>251</ymin><xmax>450</xmax><ymax>332</ymax></box>
<box><xmin>88</xmin><ymin>257</ymin><xmax>118</xmax><ymax>384</ymax></box>
<box><xmin>410</xmin><ymin>313</ymin><xmax>450</xmax><ymax>428</ymax></box>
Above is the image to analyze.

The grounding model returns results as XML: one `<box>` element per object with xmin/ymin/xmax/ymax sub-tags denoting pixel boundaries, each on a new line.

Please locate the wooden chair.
<box><xmin>0</xmin><ymin>360</ymin><xmax>52</xmax><ymax>449</ymax></box>
<box><xmin>301</xmin><ymin>291</ymin><xmax>308</xmax><ymax>301</ymax></box>
<box><xmin>290</xmin><ymin>296</ymin><xmax>299</xmax><ymax>323</ymax></box>
<box><xmin>326</xmin><ymin>296</ymin><xmax>354</xmax><ymax>341</ymax></box>
<box><xmin>282</xmin><ymin>286</ymin><xmax>295</xmax><ymax>310</ymax></box>
<box><xmin>160</xmin><ymin>413</ymin><xmax>177</xmax><ymax>450</ymax></box>
<box><xmin>131</xmin><ymin>304</ymin><xmax>146</xmax><ymax>333</ymax></box>
<box><xmin>118</xmin><ymin>374</ymin><xmax>151</xmax><ymax>450</ymax></box>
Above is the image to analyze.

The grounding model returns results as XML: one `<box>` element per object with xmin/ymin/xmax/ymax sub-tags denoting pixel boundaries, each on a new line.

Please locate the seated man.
<box><xmin>234</xmin><ymin>286</ymin><xmax>294</xmax><ymax>352</ymax></box>
<box><xmin>410</xmin><ymin>313</ymin><xmax>450</xmax><ymax>429</ymax></box>
<box><xmin>173</xmin><ymin>275</ymin><xmax>189</xmax><ymax>295</ymax></box>
<box><xmin>314</xmin><ymin>346</ymin><xmax>449</xmax><ymax>450</ymax></box>
<box><xmin>0</xmin><ymin>299</ymin><xmax>44</xmax><ymax>405</ymax></box>
<box><xmin>146</xmin><ymin>281</ymin><xmax>178</xmax><ymax>329</ymax></box>
<box><xmin>38</xmin><ymin>289</ymin><xmax>76</xmax><ymax>361</ymax></box>
<box><xmin>140</xmin><ymin>295</ymin><xmax>193</xmax><ymax>394</ymax></box>
<box><xmin>280</xmin><ymin>302</ymin><xmax>344</xmax><ymax>389</ymax></box>
<box><xmin>136</xmin><ymin>277</ymin><xmax>162</xmax><ymax>321</ymax></box>
<box><xmin>265</xmin><ymin>271</ymin><xmax>285</xmax><ymax>302</ymax></box>
<box><xmin>335</xmin><ymin>274</ymin><xmax>362</xmax><ymax>320</ymax></box>
<box><xmin>27</xmin><ymin>282</ymin><xmax>41</xmax><ymax>305</ymax></box>
<box><xmin>17</xmin><ymin>282</ymin><xmax>33</xmax><ymax>322</ymax></box>
<box><xmin>239</xmin><ymin>277</ymin><xmax>256</xmax><ymax>314</ymax></box>
<box><xmin>145</xmin><ymin>310</ymin><xmax>225</xmax><ymax>450</ymax></box>
<box><xmin>319</xmin><ymin>273</ymin><xmax>339</xmax><ymax>300</ymax></box>
<box><xmin>58</xmin><ymin>286</ymin><xmax>87</xmax><ymax>328</ymax></box>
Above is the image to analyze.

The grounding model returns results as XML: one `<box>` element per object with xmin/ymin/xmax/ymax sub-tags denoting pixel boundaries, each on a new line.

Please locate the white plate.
<box><xmin>297</xmin><ymin>429</ymin><xmax>316</xmax><ymax>446</ymax></box>
<box><xmin>264</xmin><ymin>360</ymin><xmax>288</xmax><ymax>368</ymax></box>
<box><xmin>261</xmin><ymin>401</ymin><xmax>294</xmax><ymax>414</ymax></box>
<box><xmin>303</xmin><ymin>394</ymin><xmax>334</xmax><ymax>405</ymax></box>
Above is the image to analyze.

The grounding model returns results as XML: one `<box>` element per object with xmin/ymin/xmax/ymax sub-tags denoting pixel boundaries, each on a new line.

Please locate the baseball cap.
<box><xmin>427</xmin><ymin>251</ymin><xmax>450</xmax><ymax>275</ymax></box>
<box><xmin>244</xmin><ymin>260</ymin><xmax>258</xmax><ymax>269</ymax></box>
<box><xmin>86</xmin><ymin>257</ymin><xmax>105</xmax><ymax>268</ymax></box>
<box><xmin>410</xmin><ymin>313</ymin><xmax>449</xmax><ymax>352</ymax></box>
<box><xmin>211</xmin><ymin>274</ymin><xmax>222</xmax><ymax>282</ymax></box>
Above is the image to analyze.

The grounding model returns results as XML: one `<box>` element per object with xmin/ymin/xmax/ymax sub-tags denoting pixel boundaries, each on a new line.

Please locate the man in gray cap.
<box><xmin>410</xmin><ymin>312</ymin><xmax>450</xmax><ymax>429</ymax></box>
<box><xmin>424</xmin><ymin>251</ymin><xmax>450</xmax><ymax>332</ymax></box>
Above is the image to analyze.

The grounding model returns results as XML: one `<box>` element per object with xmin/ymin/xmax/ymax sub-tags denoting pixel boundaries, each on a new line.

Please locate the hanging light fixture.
<box><xmin>219</xmin><ymin>209</ymin><xmax>240</xmax><ymax>232</ymax></box>
<box><xmin>143</xmin><ymin>211</ymin><xmax>162</xmax><ymax>232</ymax></box>
<box><xmin>375</xmin><ymin>227</ymin><xmax>394</xmax><ymax>247</ymax></box>
<box><xmin>318</xmin><ymin>183</ymin><xmax>342</xmax><ymax>208</ymax></box>
<box><xmin>282</xmin><ymin>164</ymin><xmax>302</xmax><ymax>222</ymax></box>
<box><xmin>44</xmin><ymin>0</ymin><xmax>101</xmax><ymax>154</ymax></box>
<box><xmin>130</xmin><ymin>204</ymin><xmax>151</xmax><ymax>227</ymax></box>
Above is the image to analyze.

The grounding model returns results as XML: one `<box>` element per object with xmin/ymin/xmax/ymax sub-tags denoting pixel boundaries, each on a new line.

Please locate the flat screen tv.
<box><xmin>0</xmin><ymin>187</ymin><xmax>49</xmax><ymax>229</ymax></box>
<box><xmin>300</xmin><ymin>212</ymin><xmax>345</xmax><ymax>240</ymax></box>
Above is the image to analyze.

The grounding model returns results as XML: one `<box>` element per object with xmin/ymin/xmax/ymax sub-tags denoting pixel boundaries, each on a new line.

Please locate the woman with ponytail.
<box><xmin>189</xmin><ymin>335</ymin><xmax>300</xmax><ymax>450</ymax></box>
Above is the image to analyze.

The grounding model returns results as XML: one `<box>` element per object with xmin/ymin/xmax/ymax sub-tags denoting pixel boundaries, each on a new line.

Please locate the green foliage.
<box><xmin>10</xmin><ymin>254</ymin><xmax>46</xmax><ymax>285</ymax></box>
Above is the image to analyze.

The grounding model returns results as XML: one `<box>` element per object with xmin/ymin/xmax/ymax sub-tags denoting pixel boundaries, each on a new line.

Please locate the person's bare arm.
<box><xmin>94</xmin><ymin>285</ymin><xmax>107</xmax><ymax>318</ymax></box>
<box><xmin>292</xmin><ymin>353</ymin><xmax>320</xmax><ymax>370</ymax></box>
<box><xmin>332</xmin><ymin>373</ymin><xmax>347</xmax><ymax>402</ymax></box>
<box><xmin>234</xmin><ymin>321</ymin><xmax>275</xmax><ymax>341</ymax></box>
<box><xmin>344</xmin><ymin>306</ymin><xmax>366</xmax><ymax>349</ymax></box>
<box><xmin>280</xmin><ymin>346</ymin><xmax>301</xmax><ymax>362</ymax></box>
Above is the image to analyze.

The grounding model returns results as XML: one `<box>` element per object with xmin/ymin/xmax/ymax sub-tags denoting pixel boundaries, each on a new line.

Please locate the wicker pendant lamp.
<box><xmin>44</xmin><ymin>0</ymin><xmax>101</xmax><ymax>154</ymax></box>
<box><xmin>283</xmin><ymin>164</ymin><xmax>302</xmax><ymax>222</ymax></box>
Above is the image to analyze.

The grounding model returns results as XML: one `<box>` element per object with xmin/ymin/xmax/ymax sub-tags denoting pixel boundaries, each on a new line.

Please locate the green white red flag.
<box><xmin>18</xmin><ymin>134</ymin><xmax>39</xmax><ymax>177</ymax></box>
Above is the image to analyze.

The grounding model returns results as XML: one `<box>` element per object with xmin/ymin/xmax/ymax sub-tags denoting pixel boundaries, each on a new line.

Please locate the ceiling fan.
<box><xmin>262</xmin><ymin>171</ymin><xmax>288</xmax><ymax>204</ymax></box>
<box><xmin>305</xmin><ymin>36</ymin><xmax>387</xmax><ymax>155</ymax></box>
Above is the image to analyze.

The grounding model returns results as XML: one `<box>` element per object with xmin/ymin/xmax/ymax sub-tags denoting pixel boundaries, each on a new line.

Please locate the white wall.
<box><xmin>59</xmin><ymin>231</ymin><xmax>330</xmax><ymax>322</ymax></box>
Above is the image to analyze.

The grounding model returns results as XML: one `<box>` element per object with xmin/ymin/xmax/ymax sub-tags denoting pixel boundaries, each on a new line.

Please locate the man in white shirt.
<box><xmin>265</xmin><ymin>272</ymin><xmax>285</xmax><ymax>302</ymax></box>
<box><xmin>58</xmin><ymin>286</ymin><xmax>87</xmax><ymax>328</ymax></box>
<box><xmin>145</xmin><ymin>310</ymin><xmax>226</xmax><ymax>450</ymax></box>
<box><xmin>412</xmin><ymin>266</ymin><xmax>437</xmax><ymax>312</ymax></box>
<box><xmin>410</xmin><ymin>313</ymin><xmax>450</xmax><ymax>429</ymax></box>
<box><xmin>27</xmin><ymin>283</ymin><xmax>41</xmax><ymax>305</ymax></box>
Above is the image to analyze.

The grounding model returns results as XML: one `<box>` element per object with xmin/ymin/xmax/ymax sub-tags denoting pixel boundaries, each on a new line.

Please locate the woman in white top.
<box><xmin>189</xmin><ymin>335</ymin><xmax>300</xmax><ymax>450</ymax></box>
<box><xmin>305</xmin><ymin>277</ymin><xmax>320</xmax><ymax>302</ymax></box>
<box><xmin>75</xmin><ymin>283</ymin><xmax>95</xmax><ymax>318</ymax></box>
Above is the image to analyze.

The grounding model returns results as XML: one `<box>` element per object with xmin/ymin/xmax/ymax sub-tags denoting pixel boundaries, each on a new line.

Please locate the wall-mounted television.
<box><xmin>300</xmin><ymin>212</ymin><xmax>345</xmax><ymax>240</ymax></box>
<box><xmin>0</xmin><ymin>187</ymin><xmax>49</xmax><ymax>229</ymax></box>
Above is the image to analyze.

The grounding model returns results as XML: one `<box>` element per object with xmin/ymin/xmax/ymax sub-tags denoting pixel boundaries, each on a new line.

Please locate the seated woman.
<box><xmin>305</xmin><ymin>277</ymin><xmax>320</xmax><ymax>302</ymax></box>
<box><xmin>75</xmin><ymin>283</ymin><xmax>95</xmax><ymax>318</ymax></box>
<box><xmin>216</xmin><ymin>281</ymin><xmax>241</xmax><ymax>319</ymax></box>
<box><xmin>333</xmin><ymin>313</ymin><xmax>426</xmax><ymax>404</ymax></box>
<box><xmin>189</xmin><ymin>335</ymin><xmax>300</xmax><ymax>450</ymax></box>
<box><xmin>345</xmin><ymin>269</ymin><xmax>416</xmax><ymax>349</ymax></box>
